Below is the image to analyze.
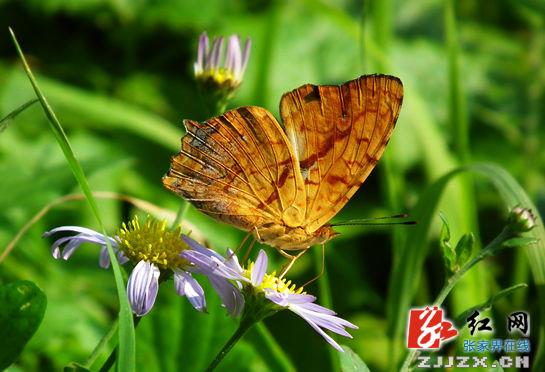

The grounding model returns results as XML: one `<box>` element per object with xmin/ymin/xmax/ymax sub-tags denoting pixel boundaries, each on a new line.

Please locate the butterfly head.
<box><xmin>312</xmin><ymin>225</ymin><xmax>339</xmax><ymax>245</ymax></box>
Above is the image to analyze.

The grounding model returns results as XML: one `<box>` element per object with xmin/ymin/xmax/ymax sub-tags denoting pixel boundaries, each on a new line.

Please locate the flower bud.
<box><xmin>193</xmin><ymin>32</ymin><xmax>251</xmax><ymax>113</ymax></box>
<box><xmin>508</xmin><ymin>207</ymin><xmax>537</xmax><ymax>233</ymax></box>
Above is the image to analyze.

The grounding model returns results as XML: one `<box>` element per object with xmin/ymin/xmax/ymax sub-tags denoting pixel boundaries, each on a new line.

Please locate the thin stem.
<box><xmin>82</xmin><ymin>319</ymin><xmax>119</xmax><ymax>369</ymax></box>
<box><xmin>171</xmin><ymin>201</ymin><xmax>190</xmax><ymax>230</ymax></box>
<box><xmin>445</xmin><ymin>0</ymin><xmax>470</xmax><ymax>163</ymax></box>
<box><xmin>400</xmin><ymin>227</ymin><xmax>511</xmax><ymax>371</ymax></box>
<box><xmin>97</xmin><ymin>270</ymin><xmax>171</xmax><ymax>371</ymax></box>
<box><xmin>205</xmin><ymin>317</ymin><xmax>254</xmax><ymax>371</ymax></box>
<box><xmin>99</xmin><ymin>316</ymin><xmax>142</xmax><ymax>372</ymax></box>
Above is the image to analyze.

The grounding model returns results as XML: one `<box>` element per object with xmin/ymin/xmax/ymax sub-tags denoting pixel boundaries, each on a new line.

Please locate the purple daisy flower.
<box><xmin>44</xmin><ymin>217</ymin><xmax>208</xmax><ymax>316</ymax></box>
<box><xmin>182</xmin><ymin>241</ymin><xmax>358</xmax><ymax>352</ymax></box>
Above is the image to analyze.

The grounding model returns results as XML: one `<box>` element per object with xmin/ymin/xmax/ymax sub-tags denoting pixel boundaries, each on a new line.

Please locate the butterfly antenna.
<box><xmin>363</xmin><ymin>213</ymin><xmax>409</xmax><ymax>220</ymax></box>
<box><xmin>302</xmin><ymin>244</ymin><xmax>326</xmax><ymax>287</ymax></box>
<box><xmin>331</xmin><ymin>213</ymin><xmax>417</xmax><ymax>227</ymax></box>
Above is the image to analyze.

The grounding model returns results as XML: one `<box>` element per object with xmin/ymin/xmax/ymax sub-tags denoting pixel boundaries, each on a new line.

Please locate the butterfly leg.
<box><xmin>241</xmin><ymin>238</ymin><xmax>257</xmax><ymax>264</ymax></box>
<box><xmin>302</xmin><ymin>244</ymin><xmax>326</xmax><ymax>287</ymax></box>
<box><xmin>227</xmin><ymin>230</ymin><xmax>254</xmax><ymax>263</ymax></box>
<box><xmin>233</xmin><ymin>230</ymin><xmax>252</xmax><ymax>255</ymax></box>
<box><xmin>278</xmin><ymin>249</ymin><xmax>306</xmax><ymax>279</ymax></box>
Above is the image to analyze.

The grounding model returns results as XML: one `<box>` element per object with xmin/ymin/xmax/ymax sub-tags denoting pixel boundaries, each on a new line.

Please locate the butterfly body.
<box><xmin>163</xmin><ymin>75</ymin><xmax>403</xmax><ymax>252</ymax></box>
<box><xmin>254</xmin><ymin>223</ymin><xmax>338</xmax><ymax>250</ymax></box>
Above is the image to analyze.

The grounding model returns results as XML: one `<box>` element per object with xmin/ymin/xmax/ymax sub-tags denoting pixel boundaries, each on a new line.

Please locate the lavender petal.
<box><xmin>99</xmin><ymin>246</ymin><xmax>111</xmax><ymax>268</ymax></box>
<box><xmin>225</xmin><ymin>35</ymin><xmax>241</xmax><ymax>77</ymax></box>
<box><xmin>174</xmin><ymin>269</ymin><xmax>207</xmax><ymax>312</ymax></box>
<box><xmin>208</xmin><ymin>36</ymin><xmax>224</xmax><ymax>70</ymax></box>
<box><xmin>208</xmin><ymin>274</ymin><xmax>244</xmax><ymax>317</ymax></box>
<box><xmin>290</xmin><ymin>303</ymin><xmax>357</xmax><ymax>336</ymax></box>
<box><xmin>240</xmin><ymin>38</ymin><xmax>251</xmax><ymax>76</ymax></box>
<box><xmin>264</xmin><ymin>290</ymin><xmax>315</xmax><ymax>307</ymax></box>
<box><xmin>127</xmin><ymin>261</ymin><xmax>160</xmax><ymax>316</ymax></box>
<box><xmin>182</xmin><ymin>235</ymin><xmax>224</xmax><ymax>261</ymax></box>
<box><xmin>195</xmin><ymin>32</ymin><xmax>208</xmax><ymax>74</ymax></box>
<box><xmin>43</xmin><ymin>226</ymin><xmax>107</xmax><ymax>238</ymax></box>
<box><xmin>291</xmin><ymin>307</ymin><xmax>345</xmax><ymax>352</ymax></box>
<box><xmin>296</xmin><ymin>301</ymin><xmax>338</xmax><ymax>315</ymax></box>
<box><xmin>251</xmin><ymin>249</ymin><xmax>268</xmax><ymax>286</ymax></box>
<box><xmin>181</xmin><ymin>250</ymin><xmax>246</xmax><ymax>281</ymax></box>
<box><xmin>224</xmin><ymin>248</ymin><xmax>244</xmax><ymax>273</ymax></box>
<box><xmin>117</xmin><ymin>250</ymin><xmax>130</xmax><ymax>265</ymax></box>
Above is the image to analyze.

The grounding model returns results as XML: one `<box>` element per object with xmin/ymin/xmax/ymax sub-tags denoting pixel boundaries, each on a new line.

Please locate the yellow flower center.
<box><xmin>196</xmin><ymin>68</ymin><xmax>240</xmax><ymax>89</ymax></box>
<box><xmin>115</xmin><ymin>216</ymin><xmax>189</xmax><ymax>270</ymax></box>
<box><xmin>244</xmin><ymin>262</ymin><xmax>305</xmax><ymax>295</ymax></box>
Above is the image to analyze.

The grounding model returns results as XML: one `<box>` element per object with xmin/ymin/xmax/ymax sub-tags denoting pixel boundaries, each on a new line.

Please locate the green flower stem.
<box><xmin>99</xmin><ymin>315</ymin><xmax>143</xmax><ymax>372</ymax></box>
<box><xmin>171</xmin><ymin>200</ymin><xmax>191</xmax><ymax>230</ymax></box>
<box><xmin>82</xmin><ymin>319</ymin><xmax>119</xmax><ymax>369</ymax></box>
<box><xmin>205</xmin><ymin>316</ymin><xmax>255</xmax><ymax>372</ymax></box>
<box><xmin>400</xmin><ymin>227</ymin><xmax>513</xmax><ymax>371</ymax></box>
<box><xmin>96</xmin><ymin>273</ymin><xmax>169</xmax><ymax>371</ymax></box>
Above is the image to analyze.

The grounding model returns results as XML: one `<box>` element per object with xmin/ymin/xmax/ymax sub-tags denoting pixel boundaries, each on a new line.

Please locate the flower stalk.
<box><xmin>205</xmin><ymin>314</ymin><xmax>257</xmax><ymax>371</ymax></box>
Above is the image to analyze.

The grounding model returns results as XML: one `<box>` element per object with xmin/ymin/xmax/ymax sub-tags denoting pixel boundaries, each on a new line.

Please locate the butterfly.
<box><xmin>163</xmin><ymin>75</ymin><xmax>403</xmax><ymax>254</ymax></box>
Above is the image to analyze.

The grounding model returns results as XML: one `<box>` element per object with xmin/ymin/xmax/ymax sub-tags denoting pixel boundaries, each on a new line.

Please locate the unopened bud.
<box><xmin>193</xmin><ymin>32</ymin><xmax>251</xmax><ymax>113</ymax></box>
<box><xmin>508</xmin><ymin>207</ymin><xmax>537</xmax><ymax>233</ymax></box>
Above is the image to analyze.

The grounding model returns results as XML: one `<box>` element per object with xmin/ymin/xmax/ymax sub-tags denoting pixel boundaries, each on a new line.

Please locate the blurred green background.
<box><xmin>1</xmin><ymin>0</ymin><xmax>544</xmax><ymax>371</ymax></box>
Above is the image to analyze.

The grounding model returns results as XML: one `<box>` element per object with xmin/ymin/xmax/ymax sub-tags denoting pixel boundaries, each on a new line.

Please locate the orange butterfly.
<box><xmin>163</xmin><ymin>75</ymin><xmax>403</xmax><ymax>255</ymax></box>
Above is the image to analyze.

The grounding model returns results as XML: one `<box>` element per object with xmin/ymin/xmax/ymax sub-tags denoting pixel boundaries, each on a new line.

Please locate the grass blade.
<box><xmin>246</xmin><ymin>323</ymin><xmax>297</xmax><ymax>372</ymax></box>
<box><xmin>9</xmin><ymin>28</ymin><xmax>135</xmax><ymax>372</ymax></box>
<box><xmin>0</xmin><ymin>98</ymin><xmax>37</xmax><ymax>133</ymax></box>
<box><xmin>445</xmin><ymin>0</ymin><xmax>470</xmax><ymax>162</ymax></box>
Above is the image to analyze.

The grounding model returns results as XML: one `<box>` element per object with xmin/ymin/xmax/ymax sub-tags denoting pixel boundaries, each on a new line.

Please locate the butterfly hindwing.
<box><xmin>163</xmin><ymin>106</ymin><xmax>307</xmax><ymax>231</ymax></box>
<box><xmin>280</xmin><ymin>75</ymin><xmax>404</xmax><ymax>232</ymax></box>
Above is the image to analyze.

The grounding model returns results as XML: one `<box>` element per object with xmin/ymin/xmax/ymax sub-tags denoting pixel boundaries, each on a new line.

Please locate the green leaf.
<box><xmin>439</xmin><ymin>213</ymin><xmax>456</xmax><ymax>272</ymax></box>
<box><xmin>339</xmin><ymin>345</ymin><xmax>371</xmax><ymax>372</ymax></box>
<box><xmin>64</xmin><ymin>362</ymin><xmax>91</xmax><ymax>371</ymax></box>
<box><xmin>455</xmin><ymin>233</ymin><xmax>475</xmax><ymax>268</ymax></box>
<box><xmin>454</xmin><ymin>283</ymin><xmax>528</xmax><ymax>327</ymax></box>
<box><xmin>0</xmin><ymin>280</ymin><xmax>47</xmax><ymax>370</ymax></box>
<box><xmin>502</xmin><ymin>237</ymin><xmax>539</xmax><ymax>249</ymax></box>
<box><xmin>0</xmin><ymin>98</ymin><xmax>38</xmax><ymax>133</ymax></box>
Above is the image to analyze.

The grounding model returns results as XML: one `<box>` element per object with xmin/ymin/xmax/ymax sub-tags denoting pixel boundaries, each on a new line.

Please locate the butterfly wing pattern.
<box><xmin>280</xmin><ymin>75</ymin><xmax>403</xmax><ymax>233</ymax></box>
<box><xmin>162</xmin><ymin>106</ymin><xmax>306</xmax><ymax>230</ymax></box>
<box><xmin>163</xmin><ymin>75</ymin><xmax>403</xmax><ymax>251</ymax></box>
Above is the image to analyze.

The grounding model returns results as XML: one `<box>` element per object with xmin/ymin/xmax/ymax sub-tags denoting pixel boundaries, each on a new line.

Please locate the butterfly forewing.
<box><xmin>280</xmin><ymin>75</ymin><xmax>403</xmax><ymax>232</ymax></box>
<box><xmin>163</xmin><ymin>106</ymin><xmax>307</xmax><ymax>231</ymax></box>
